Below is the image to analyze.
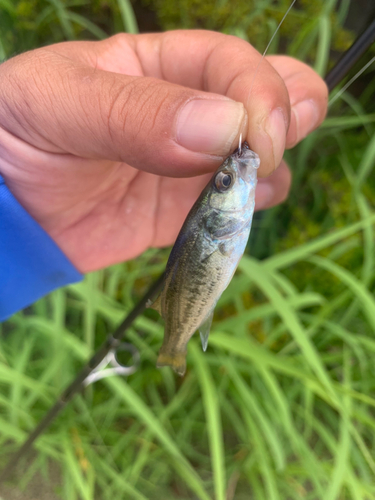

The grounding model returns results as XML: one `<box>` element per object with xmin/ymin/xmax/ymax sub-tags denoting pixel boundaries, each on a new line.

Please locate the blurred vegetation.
<box><xmin>143</xmin><ymin>0</ymin><xmax>354</xmax><ymax>57</ymax></box>
<box><xmin>0</xmin><ymin>0</ymin><xmax>138</xmax><ymax>59</ymax></box>
<box><xmin>1</xmin><ymin>0</ymin><xmax>375</xmax><ymax>499</ymax></box>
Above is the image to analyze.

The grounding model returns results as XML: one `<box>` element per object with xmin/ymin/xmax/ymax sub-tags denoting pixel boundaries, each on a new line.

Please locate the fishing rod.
<box><xmin>1</xmin><ymin>15</ymin><xmax>375</xmax><ymax>485</ymax></box>
<box><xmin>325</xmin><ymin>17</ymin><xmax>375</xmax><ymax>92</ymax></box>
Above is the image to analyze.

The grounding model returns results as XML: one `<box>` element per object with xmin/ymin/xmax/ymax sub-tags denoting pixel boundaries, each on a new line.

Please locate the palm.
<box><xmin>3</xmin><ymin>142</ymin><xmax>212</xmax><ymax>273</ymax></box>
<box><xmin>1</xmin><ymin>39</ymin><xmax>215</xmax><ymax>272</ymax></box>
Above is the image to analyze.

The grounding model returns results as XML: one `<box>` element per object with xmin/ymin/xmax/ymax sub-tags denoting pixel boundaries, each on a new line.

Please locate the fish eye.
<box><xmin>215</xmin><ymin>171</ymin><xmax>233</xmax><ymax>192</ymax></box>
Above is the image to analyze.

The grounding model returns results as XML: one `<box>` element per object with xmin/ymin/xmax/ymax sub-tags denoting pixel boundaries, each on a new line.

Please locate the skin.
<box><xmin>0</xmin><ymin>31</ymin><xmax>328</xmax><ymax>273</ymax></box>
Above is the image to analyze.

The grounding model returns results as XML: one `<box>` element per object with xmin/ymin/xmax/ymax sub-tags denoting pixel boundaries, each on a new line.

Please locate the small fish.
<box><xmin>150</xmin><ymin>142</ymin><xmax>260</xmax><ymax>376</ymax></box>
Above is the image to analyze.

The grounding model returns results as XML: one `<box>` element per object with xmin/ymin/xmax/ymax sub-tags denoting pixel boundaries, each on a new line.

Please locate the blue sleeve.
<box><xmin>0</xmin><ymin>175</ymin><xmax>83</xmax><ymax>321</ymax></box>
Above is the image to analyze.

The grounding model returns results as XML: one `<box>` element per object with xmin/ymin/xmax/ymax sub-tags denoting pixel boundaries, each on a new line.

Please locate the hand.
<box><xmin>0</xmin><ymin>31</ymin><xmax>328</xmax><ymax>272</ymax></box>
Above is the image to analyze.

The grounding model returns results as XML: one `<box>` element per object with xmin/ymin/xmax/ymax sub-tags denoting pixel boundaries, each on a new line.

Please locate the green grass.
<box><xmin>1</xmin><ymin>0</ymin><xmax>375</xmax><ymax>498</ymax></box>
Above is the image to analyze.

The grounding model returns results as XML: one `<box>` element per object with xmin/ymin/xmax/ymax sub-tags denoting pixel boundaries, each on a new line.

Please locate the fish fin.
<box><xmin>157</xmin><ymin>350</ymin><xmax>187</xmax><ymax>377</ymax></box>
<box><xmin>201</xmin><ymin>247</ymin><xmax>218</xmax><ymax>263</ymax></box>
<box><xmin>199</xmin><ymin>309</ymin><xmax>214</xmax><ymax>352</ymax></box>
<box><xmin>147</xmin><ymin>294</ymin><xmax>162</xmax><ymax>314</ymax></box>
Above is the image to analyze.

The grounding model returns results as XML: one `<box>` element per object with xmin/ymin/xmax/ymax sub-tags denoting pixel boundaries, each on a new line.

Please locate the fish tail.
<box><xmin>157</xmin><ymin>347</ymin><xmax>187</xmax><ymax>377</ymax></box>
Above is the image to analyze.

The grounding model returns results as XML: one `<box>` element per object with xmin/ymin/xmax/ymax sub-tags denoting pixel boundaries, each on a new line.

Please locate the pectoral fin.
<box><xmin>199</xmin><ymin>309</ymin><xmax>214</xmax><ymax>352</ymax></box>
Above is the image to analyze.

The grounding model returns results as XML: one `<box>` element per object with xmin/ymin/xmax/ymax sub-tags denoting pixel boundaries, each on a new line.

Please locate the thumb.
<box><xmin>0</xmin><ymin>48</ymin><xmax>247</xmax><ymax>177</ymax></box>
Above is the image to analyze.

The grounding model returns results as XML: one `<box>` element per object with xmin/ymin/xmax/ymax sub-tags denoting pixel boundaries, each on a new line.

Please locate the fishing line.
<box><xmin>247</xmin><ymin>0</ymin><xmax>297</xmax><ymax>100</ymax></box>
<box><xmin>329</xmin><ymin>55</ymin><xmax>375</xmax><ymax>107</ymax></box>
<box><xmin>1</xmin><ymin>6</ymin><xmax>375</xmax><ymax>486</ymax></box>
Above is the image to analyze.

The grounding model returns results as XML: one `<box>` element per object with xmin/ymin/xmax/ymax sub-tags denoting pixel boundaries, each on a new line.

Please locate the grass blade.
<box><xmin>308</xmin><ymin>255</ymin><xmax>375</xmax><ymax>331</ymax></box>
<box><xmin>315</xmin><ymin>15</ymin><xmax>331</xmax><ymax>76</ymax></box>
<box><xmin>239</xmin><ymin>257</ymin><xmax>338</xmax><ymax>403</ymax></box>
<box><xmin>324</xmin><ymin>348</ymin><xmax>351</xmax><ymax>500</ymax></box>
<box><xmin>192</xmin><ymin>344</ymin><xmax>226</xmax><ymax>500</ymax></box>
<box><xmin>116</xmin><ymin>0</ymin><xmax>139</xmax><ymax>34</ymax></box>
<box><xmin>263</xmin><ymin>214</ymin><xmax>375</xmax><ymax>271</ymax></box>
<box><xmin>104</xmin><ymin>377</ymin><xmax>211</xmax><ymax>500</ymax></box>
<box><xmin>66</xmin><ymin>12</ymin><xmax>108</xmax><ymax>39</ymax></box>
<box><xmin>356</xmin><ymin>133</ymin><xmax>375</xmax><ymax>189</ymax></box>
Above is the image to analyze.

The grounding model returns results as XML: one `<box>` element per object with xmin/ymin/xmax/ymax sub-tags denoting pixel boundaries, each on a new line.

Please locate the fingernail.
<box><xmin>291</xmin><ymin>99</ymin><xmax>319</xmax><ymax>144</ymax></box>
<box><xmin>264</xmin><ymin>108</ymin><xmax>287</xmax><ymax>170</ymax></box>
<box><xmin>176</xmin><ymin>99</ymin><xmax>246</xmax><ymax>155</ymax></box>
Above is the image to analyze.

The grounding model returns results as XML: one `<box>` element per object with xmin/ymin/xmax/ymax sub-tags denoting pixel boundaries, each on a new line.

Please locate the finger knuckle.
<box><xmin>106</xmin><ymin>33</ymin><xmax>134</xmax><ymax>50</ymax></box>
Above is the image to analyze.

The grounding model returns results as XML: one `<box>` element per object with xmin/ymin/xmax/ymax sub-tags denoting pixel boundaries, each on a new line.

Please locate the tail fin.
<box><xmin>157</xmin><ymin>349</ymin><xmax>187</xmax><ymax>377</ymax></box>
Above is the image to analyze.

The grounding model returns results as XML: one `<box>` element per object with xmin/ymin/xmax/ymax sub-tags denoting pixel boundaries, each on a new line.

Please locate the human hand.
<box><xmin>0</xmin><ymin>31</ymin><xmax>327</xmax><ymax>272</ymax></box>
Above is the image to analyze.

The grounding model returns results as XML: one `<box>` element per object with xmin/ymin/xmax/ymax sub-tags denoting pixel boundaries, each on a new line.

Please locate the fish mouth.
<box><xmin>233</xmin><ymin>142</ymin><xmax>260</xmax><ymax>182</ymax></box>
<box><xmin>233</xmin><ymin>141</ymin><xmax>260</xmax><ymax>165</ymax></box>
<box><xmin>238</xmin><ymin>148</ymin><xmax>260</xmax><ymax>167</ymax></box>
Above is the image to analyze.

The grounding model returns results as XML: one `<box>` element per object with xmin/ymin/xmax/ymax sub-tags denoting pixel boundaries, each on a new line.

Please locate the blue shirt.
<box><xmin>0</xmin><ymin>175</ymin><xmax>83</xmax><ymax>321</ymax></box>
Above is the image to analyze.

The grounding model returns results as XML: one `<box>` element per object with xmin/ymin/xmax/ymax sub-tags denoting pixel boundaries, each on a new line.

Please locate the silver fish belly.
<box><xmin>152</xmin><ymin>142</ymin><xmax>260</xmax><ymax>376</ymax></box>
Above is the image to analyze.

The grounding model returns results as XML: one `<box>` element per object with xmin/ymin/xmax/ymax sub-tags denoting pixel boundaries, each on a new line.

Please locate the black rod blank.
<box><xmin>325</xmin><ymin>18</ymin><xmax>375</xmax><ymax>92</ymax></box>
